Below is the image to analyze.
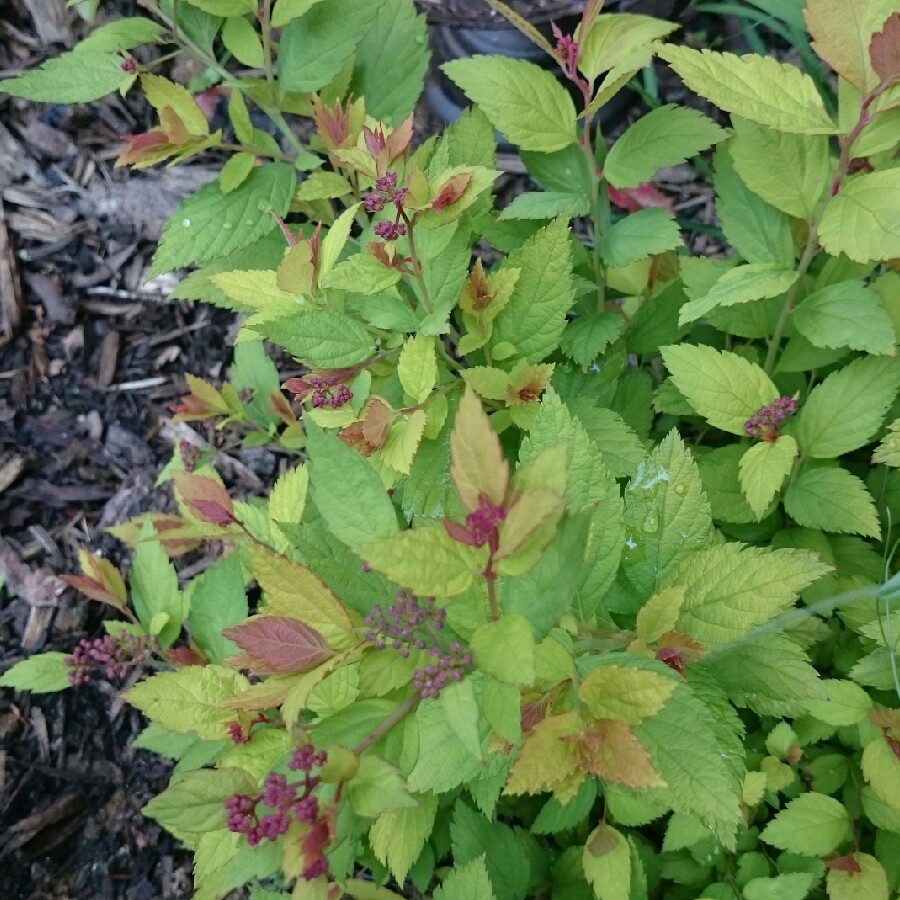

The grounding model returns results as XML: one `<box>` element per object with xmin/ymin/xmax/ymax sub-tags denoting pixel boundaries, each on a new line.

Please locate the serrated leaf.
<box><xmin>305</xmin><ymin>422</ymin><xmax>399</xmax><ymax>550</ymax></box>
<box><xmin>79</xmin><ymin>17</ymin><xmax>165</xmax><ymax>52</ymax></box>
<box><xmin>347</xmin><ymin>755</ymin><xmax>417</xmax><ymax>819</ymax></box>
<box><xmin>661</xmin><ymin>344</ymin><xmax>778</xmax><ymax>436</ymax></box>
<box><xmin>729</xmin><ymin>117</ymin><xmax>832</xmax><ymax>219</ymax></box>
<box><xmin>635</xmin><ymin>586</ymin><xmax>686</xmax><ymax>644</ymax></box>
<box><xmin>144</xmin><ymin>768</ymin><xmax>257</xmax><ymax>834</ymax></box>
<box><xmin>408</xmin><ymin>700</ymin><xmax>486</xmax><ymax>793</ymax></box>
<box><xmin>183</xmin><ymin>0</ymin><xmax>253</xmax><ymax>14</ymax></box>
<box><xmin>381</xmin><ymin>409</ymin><xmax>427</xmax><ymax>476</ymax></box>
<box><xmin>125</xmin><ymin>666</ymin><xmax>250</xmax><ymax>739</ymax></box>
<box><xmin>278</xmin><ymin>0</ymin><xmax>378</xmax><ymax>92</ymax></box>
<box><xmin>599</xmin><ymin>208</ymin><xmax>682</xmax><ymax>268</ymax></box>
<box><xmin>532</xmin><ymin>778</ymin><xmax>597</xmax><ymax>834</ymax></box>
<box><xmin>221</xmin><ymin>16</ymin><xmax>263</xmax><ymax>67</ymax></box>
<box><xmin>743</xmin><ymin>872</ymin><xmax>817</xmax><ymax>900</ymax></box>
<box><xmin>149</xmin><ymin>164</ymin><xmax>295</xmax><ymax>276</ymax></box>
<box><xmin>578</xmin><ymin>13</ymin><xmax>678</xmax><ymax>82</ymax></box>
<box><xmin>442</xmin><ymin>56</ymin><xmax>577</xmax><ymax>152</ymax></box>
<box><xmin>560</xmin><ymin>314</ymin><xmax>625</xmax><ymax>369</ymax></box>
<box><xmin>188</xmin><ymin>553</ymin><xmax>247</xmax><ymax>664</ymax></box>
<box><xmin>451</xmin><ymin>386</ymin><xmax>509</xmax><ymax>512</ymax></box>
<box><xmin>819</xmin><ymin>170</ymin><xmax>900</xmax><ymax>263</ymax></box>
<box><xmin>433</xmin><ymin>855</ymin><xmax>496</xmax><ymax>900</ymax></box>
<box><xmin>0</xmin><ymin>652</ymin><xmax>71</xmax><ymax>693</ymax></box>
<box><xmin>826</xmin><ymin>852</ymin><xmax>889</xmax><ymax>900</ymax></box>
<box><xmin>582</xmin><ymin>823</ymin><xmax>631</xmax><ymax>900</ymax></box>
<box><xmin>369</xmin><ymin>794</ymin><xmax>438</xmax><ymax>884</ymax></box>
<box><xmin>579</xmin><ymin>664</ymin><xmax>676</xmax><ymax>725</ymax></box>
<box><xmin>738</xmin><ymin>435</ymin><xmax>797</xmax><ymax>518</ymax></box>
<box><xmin>471</xmin><ymin>613</ymin><xmax>536</xmax><ymax>686</ymax></box>
<box><xmin>363</xmin><ymin>525</ymin><xmax>481</xmax><ymax>597</ymax></box>
<box><xmin>131</xmin><ymin>521</ymin><xmax>184</xmax><ymax>647</ymax></box>
<box><xmin>793</xmin><ymin>281</ymin><xmax>895</xmax><ymax>355</ymax></box>
<box><xmin>671</xmin><ymin>543</ymin><xmax>829</xmax><ymax>649</ymax></box>
<box><xmin>263</xmin><ymin>309</ymin><xmax>374</xmax><ymax>368</ymax></box>
<box><xmin>398</xmin><ymin>335</ymin><xmax>437</xmax><ymax>404</ymax></box>
<box><xmin>657</xmin><ymin>45</ymin><xmax>837</xmax><ymax>134</ymax></box>
<box><xmin>222</xmin><ymin>615</ymin><xmax>331</xmax><ymax>673</ymax></box>
<box><xmin>678</xmin><ymin>263</ymin><xmax>798</xmax><ymax>325</ymax></box>
<box><xmin>604</xmin><ymin>105</ymin><xmax>726</xmax><ymax>189</ymax></box>
<box><xmin>873</xmin><ymin>418</ymin><xmax>900</xmax><ymax>466</ymax></box>
<box><xmin>498</xmin><ymin>191</ymin><xmax>589</xmax><ymax>220</ymax></box>
<box><xmin>320</xmin><ymin>252</ymin><xmax>401</xmax><ymax>293</ymax></box>
<box><xmin>793</xmin><ymin>356</ymin><xmax>900</xmax><ymax>458</ymax></box>
<box><xmin>0</xmin><ymin>50</ymin><xmax>134</xmax><ymax>102</ymax></box>
<box><xmin>806</xmin><ymin>679</ymin><xmax>872</xmax><ymax>726</ymax></box>
<box><xmin>760</xmin><ymin>793</ymin><xmax>850</xmax><ymax>856</ymax></box>
<box><xmin>269</xmin><ymin>464</ymin><xmax>308</xmax><ymax>527</ymax></box>
<box><xmin>350</xmin><ymin>0</ymin><xmax>428</xmax><ymax>125</ymax></box>
<box><xmin>492</xmin><ymin>217</ymin><xmax>575</xmax><ymax>363</ymax></box>
<box><xmin>805</xmin><ymin>0</ymin><xmax>898</xmax><ymax>92</ymax></box>
<box><xmin>271</xmin><ymin>0</ymin><xmax>325</xmax><ymax>27</ymax></box>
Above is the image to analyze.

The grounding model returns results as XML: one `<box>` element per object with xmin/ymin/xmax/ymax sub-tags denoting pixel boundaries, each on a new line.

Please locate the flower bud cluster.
<box><xmin>307</xmin><ymin>376</ymin><xmax>352</xmax><ymax>409</ymax></box>
<box><xmin>66</xmin><ymin>632</ymin><xmax>153</xmax><ymax>686</ymax></box>
<box><xmin>224</xmin><ymin>744</ymin><xmax>328</xmax><ymax>851</ymax></box>
<box><xmin>364</xmin><ymin>171</ymin><xmax>408</xmax><ymax>242</ymax></box>
<box><xmin>364</xmin><ymin>591</ymin><xmax>471</xmax><ymax>698</ymax></box>
<box><xmin>744</xmin><ymin>396</ymin><xmax>797</xmax><ymax>440</ymax></box>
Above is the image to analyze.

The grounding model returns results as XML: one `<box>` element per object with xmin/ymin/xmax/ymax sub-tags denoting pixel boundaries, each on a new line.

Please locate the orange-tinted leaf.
<box><xmin>505</xmin><ymin>711</ymin><xmax>581</xmax><ymax>795</ymax></box>
<box><xmin>871</xmin><ymin>13</ymin><xmax>900</xmax><ymax>83</ymax></box>
<box><xmin>571</xmin><ymin>719</ymin><xmax>666</xmax><ymax>789</ymax></box>
<box><xmin>608</xmin><ymin>183</ymin><xmax>674</xmax><ymax>214</ymax></box>
<box><xmin>450</xmin><ymin>386</ymin><xmax>509</xmax><ymax>513</ymax></box>
<box><xmin>173</xmin><ymin>471</ymin><xmax>235</xmax><ymax>526</ymax></box>
<box><xmin>432</xmin><ymin>172</ymin><xmax>472</xmax><ymax>211</ymax></box>
<box><xmin>825</xmin><ymin>852</ymin><xmax>863</xmax><ymax>873</ymax></box>
<box><xmin>223</xmin><ymin>615</ymin><xmax>333</xmax><ymax>674</ymax></box>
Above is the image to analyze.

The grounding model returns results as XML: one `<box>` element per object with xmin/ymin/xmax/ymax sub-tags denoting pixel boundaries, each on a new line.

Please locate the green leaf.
<box><xmin>269</xmin><ymin>465</ymin><xmax>309</xmax><ymax>530</ymax></box>
<box><xmin>619</xmin><ymin>431</ymin><xmax>714</xmax><ymax>608</ymax></box>
<box><xmin>738</xmin><ymin>435</ymin><xmax>797</xmax><ymax>519</ymax></box>
<box><xmin>819</xmin><ymin>170</ymin><xmax>900</xmax><ymax>264</ymax></box>
<box><xmin>398</xmin><ymin>335</ymin><xmax>437</xmax><ymax>404</ymax></box>
<box><xmin>604</xmin><ymin>105</ymin><xmax>726</xmax><ymax>189</ymax></box>
<box><xmin>760</xmin><ymin>793</ymin><xmax>851</xmax><ymax>856</ymax></box>
<box><xmin>532</xmin><ymin>778</ymin><xmax>597</xmax><ymax>834</ymax></box>
<box><xmin>131</xmin><ymin>521</ymin><xmax>183</xmax><ymax>647</ymax></box>
<box><xmin>221</xmin><ymin>15</ymin><xmax>264</xmax><ymax>67</ymax></box>
<box><xmin>579</xmin><ymin>664</ymin><xmax>676</xmax><ymax>725</ymax></box>
<box><xmin>785</xmin><ymin>465</ymin><xmax>880</xmax><ymax>538</ymax></box>
<box><xmin>143</xmin><ymin>768</ymin><xmax>257</xmax><ymax>834</ymax></box>
<box><xmin>742</xmin><ymin>872</ymin><xmax>817</xmax><ymax>900</ymax></box>
<box><xmin>408</xmin><ymin>700</ymin><xmax>486</xmax><ymax>793</ymax></box>
<box><xmin>305</xmin><ymin>421</ymin><xmax>398</xmax><ymax>550</ymax></box>
<box><xmin>699</xmin><ymin>445</ymin><xmax>765</xmax><ymax>524</ymax></box>
<box><xmin>793</xmin><ymin>281</ymin><xmax>895</xmax><ymax>355</ymax></box>
<box><xmin>78</xmin><ymin>17</ymin><xmax>165</xmax><ymax>52</ymax></box>
<box><xmin>442</xmin><ymin>56</ymin><xmax>577</xmax><ymax>152</ymax></box>
<box><xmin>321</xmin><ymin>252</ymin><xmax>402</xmax><ymax>294</ymax></box>
<box><xmin>582</xmin><ymin>823</ymin><xmax>631</xmax><ymax>900</ymax></box>
<box><xmin>369</xmin><ymin>794</ymin><xmax>438</xmax><ymax>884</ymax></box>
<box><xmin>441</xmin><ymin>678</ymin><xmax>484</xmax><ymax>761</ymax></box>
<box><xmin>187</xmin><ymin>553</ymin><xmax>248</xmax><ymax>664</ymax></box>
<box><xmin>578</xmin><ymin>13</ymin><xmax>678</xmax><ymax>82</ymax></box>
<box><xmin>381</xmin><ymin>409</ymin><xmax>427</xmax><ymax>476</ymax></box>
<box><xmin>350</xmin><ymin>0</ymin><xmax>428</xmax><ymax>125</ymax></box>
<box><xmin>0</xmin><ymin>652</ymin><xmax>71</xmax><ymax>693</ymax></box>
<box><xmin>418</xmin><ymin>225</ymin><xmax>473</xmax><ymax>336</ymax></box>
<box><xmin>670</xmin><ymin>543</ymin><xmax>829</xmax><ymax>649</ymax></box>
<box><xmin>471</xmin><ymin>614</ymin><xmax>536</xmax><ymax>686</ymax></box>
<box><xmin>433</xmin><ymin>855</ymin><xmax>496</xmax><ymax>900</ymax></box>
<box><xmin>678</xmin><ymin>263</ymin><xmax>798</xmax><ymax>325</ymax></box>
<box><xmin>793</xmin><ymin>356</ymin><xmax>900</xmax><ymax>458</ymax></box>
<box><xmin>873</xmin><ymin>417</ymin><xmax>900</xmax><ymax>467</ymax></box>
<box><xmin>149</xmin><ymin>164</ymin><xmax>295</xmax><ymax>276</ymax></box>
<box><xmin>263</xmin><ymin>309</ymin><xmax>374</xmax><ymax>368</ymax></box>
<box><xmin>0</xmin><ymin>50</ymin><xmax>134</xmax><ymax>102</ymax></box>
<box><xmin>347</xmin><ymin>755</ymin><xmax>417</xmax><ymax>819</ymax></box>
<box><xmin>362</xmin><ymin>526</ymin><xmax>481</xmax><ymax>597</ymax></box>
<box><xmin>599</xmin><ymin>208</ymin><xmax>682</xmax><ymax>268</ymax></box>
<box><xmin>498</xmin><ymin>192</ymin><xmax>589</xmax><ymax>220</ymax></box>
<box><xmin>271</xmin><ymin>0</ymin><xmax>325</xmax><ymax>27</ymax></box>
<box><xmin>183</xmin><ymin>0</ymin><xmax>254</xmax><ymax>14</ymax></box>
<box><xmin>657</xmin><ymin>45</ymin><xmax>837</xmax><ymax>134</ymax></box>
<box><xmin>826</xmin><ymin>853</ymin><xmax>889</xmax><ymax>900</ymax></box>
<box><xmin>568</xmin><ymin>400</ymin><xmax>647</xmax><ymax>479</ymax></box>
<box><xmin>729</xmin><ymin>117</ymin><xmax>832</xmax><ymax>219</ymax></box>
<box><xmin>714</xmin><ymin>146</ymin><xmax>794</xmax><ymax>267</ymax></box>
<box><xmin>805</xmin><ymin>679</ymin><xmax>872</xmax><ymax>726</ymax></box>
<box><xmin>451</xmin><ymin>800</ymin><xmax>531</xmax><ymax>900</ymax></box>
<box><xmin>492</xmin><ymin>217</ymin><xmax>575</xmax><ymax>362</ymax></box>
<box><xmin>560</xmin><ymin>314</ymin><xmax>625</xmax><ymax>369</ymax></box>
<box><xmin>124</xmin><ymin>666</ymin><xmax>250</xmax><ymax>740</ymax></box>
<box><xmin>661</xmin><ymin>344</ymin><xmax>778</xmax><ymax>436</ymax></box>
<box><xmin>633</xmin><ymin>677</ymin><xmax>742</xmax><ymax>845</ymax></box>
<box><xmin>278</xmin><ymin>0</ymin><xmax>378</xmax><ymax>92</ymax></box>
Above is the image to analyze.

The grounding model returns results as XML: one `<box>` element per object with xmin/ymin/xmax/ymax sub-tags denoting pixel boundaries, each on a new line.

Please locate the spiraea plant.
<box><xmin>3</xmin><ymin>0</ymin><xmax>900</xmax><ymax>898</ymax></box>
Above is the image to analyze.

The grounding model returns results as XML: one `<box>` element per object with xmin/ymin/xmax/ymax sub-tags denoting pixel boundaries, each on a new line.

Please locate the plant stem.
<box><xmin>400</xmin><ymin>211</ymin><xmax>434</xmax><ymax>316</ymax></box>
<box><xmin>353</xmin><ymin>693</ymin><xmax>419</xmax><ymax>756</ymax></box>
<box><xmin>261</xmin><ymin>0</ymin><xmax>274</xmax><ymax>84</ymax></box>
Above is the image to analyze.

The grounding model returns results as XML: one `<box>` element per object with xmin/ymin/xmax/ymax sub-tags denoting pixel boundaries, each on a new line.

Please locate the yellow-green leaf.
<box><xmin>369</xmin><ymin>794</ymin><xmax>438</xmax><ymax>884</ymax></box>
<box><xmin>398</xmin><ymin>335</ymin><xmax>438</xmax><ymax>404</ymax></box>
<box><xmin>826</xmin><ymin>852</ymin><xmax>889</xmax><ymax>900</ymax></box>
<box><xmin>578</xmin><ymin>664</ymin><xmax>676</xmax><ymax>725</ymax></box>
<box><xmin>759</xmin><ymin>792</ymin><xmax>851</xmax><ymax>856</ymax></box>
<box><xmin>471</xmin><ymin>613</ymin><xmax>536</xmax><ymax>686</ymax></box>
<box><xmin>578</xmin><ymin>13</ymin><xmax>678</xmax><ymax>82</ymax></box>
<box><xmin>582</xmin><ymin>823</ymin><xmax>631</xmax><ymax>900</ymax></box>
<box><xmin>738</xmin><ymin>434</ymin><xmax>797</xmax><ymax>519</ymax></box>
<box><xmin>450</xmin><ymin>386</ymin><xmax>509</xmax><ymax>512</ymax></box>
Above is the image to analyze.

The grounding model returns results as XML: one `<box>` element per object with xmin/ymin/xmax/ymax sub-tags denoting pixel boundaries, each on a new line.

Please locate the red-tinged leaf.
<box><xmin>386</xmin><ymin>113</ymin><xmax>414</xmax><ymax>162</ymax></box>
<box><xmin>115</xmin><ymin>130</ymin><xmax>170</xmax><ymax>167</ymax></box>
<box><xmin>826</xmin><ymin>852</ymin><xmax>863</xmax><ymax>873</ymax></box>
<box><xmin>269</xmin><ymin>389</ymin><xmax>296</xmax><ymax>426</ymax></box>
<box><xmin>173</xmin><ymin>471</ymin><xmax>235</xmax><ymax>526</ymax></box>
<box><xmin>62</xmin><ymin>574</ymin><xmax>123</xmax><ymax>610</ymax></box>
<box><xmin>78</xmin><ymin>548</ymin><xmax>127</xmax><ymax>605</ymax></box>
<box><xmin>443</xmin><ymin>518</ymin><xmax>478</xmax><ymax>546</ymax></box>
<box><xmin>166</xmin><ymin>644</ymin><xmax>208</xmax><ymax>666</ymax></box>
<box><xmin>450</xmin><ymin>386</ymin><xmax>509</xmax><ymax>513</ymax></box>
<box><xmin>361</xmin><ymin>396</ymin><xmax>393</xmax><ymax>449</ymax></box>
<box><xmin>432</xmin><ymin>172</ymin><xmax>473</xmax><ymax>211</ymax></box>
<box><xmin>871</xmin><ymin>13</ymin><xmax>900</xmax><ymax>83</ymax></box>
<box><xmin>222</xmin><ymin>615</ymin><xmax>332</xmax><ymax>674</ymax></box>
<box><xmin>608</xmin><ymin>183</ymin><xmax>674</xmax><ymax>214</ymax></box>
<box><xmin>570</xmin><ymin>719</ymin><xmax>666</xmax><ymax>789</ymax></box>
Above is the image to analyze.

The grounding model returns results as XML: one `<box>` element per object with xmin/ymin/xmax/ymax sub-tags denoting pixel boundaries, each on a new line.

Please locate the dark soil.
<box><xmin>0</xmin><ymin>1</ymin><xmax>725</xmax><ymax>897</ymax></box>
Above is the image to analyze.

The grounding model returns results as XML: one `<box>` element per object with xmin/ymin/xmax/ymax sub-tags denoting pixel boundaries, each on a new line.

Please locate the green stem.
<box><xmin>400</xmin><ymin>211</ymin><xmax>434</xmax><ymax>316</ymax></box>
<box><xmin>261</xmin><ymin>0</ymin><xmax>274</xmax><ymax>84</ymax></box>
<box><xmin>353</xmin><ymin>694</ymin><xmax>419</xmax><ymax>756</ymax></box>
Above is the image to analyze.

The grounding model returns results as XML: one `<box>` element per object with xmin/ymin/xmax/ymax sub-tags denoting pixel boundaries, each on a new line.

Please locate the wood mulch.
<box><xmin>0</xmin><ymin>1</ymin><xmax>727</xmax><ymax>897</ymax></box>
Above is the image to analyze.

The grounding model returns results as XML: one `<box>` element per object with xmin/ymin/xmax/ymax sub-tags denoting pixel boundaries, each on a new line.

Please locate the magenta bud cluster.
<box><xmin>307</xmin><ymin>376</ymin><xmax>352</xmax><ymax>409</ymax></box>
<box><xmin>373</xmin><ymin>220</ymin><xmax>406</xmax><ymax>241</ymax></box>
<box><xmin>225</xmin><ymin>744</ymin><xmax>328</xmax><ymax>847</ymax></box>
<box><xmin>364</xmin><ymin>591</ymin><xmax>471</xmax><ymax>699</ymax></box>
<box><xmin>744</xmin><ymin>396</ymin><xmax>797</xmax><ymax>440</ymax></box>
<box><xmin>66</xmin><ymin>632</ymin><xmax>152</xmax><ymax>686</ymax></box>
<box><xmin>364</xmin><ymin>171</ymin><xmax>408</xmax><ymax>239</ymax></box>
